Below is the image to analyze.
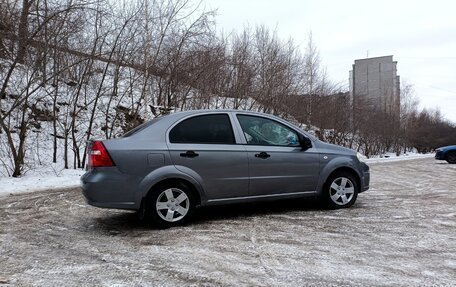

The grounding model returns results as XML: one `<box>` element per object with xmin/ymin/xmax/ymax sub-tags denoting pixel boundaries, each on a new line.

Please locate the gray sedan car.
<box><xmin>81</xmin><ymin>110</ymin><xmax>370</xmax><ymax>227</ymax></box>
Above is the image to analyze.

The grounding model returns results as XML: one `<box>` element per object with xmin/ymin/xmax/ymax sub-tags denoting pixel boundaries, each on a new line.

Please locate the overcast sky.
<box><xmin>205</xmin><ymin>0</ymin><xmax>456</xmax><ymax>123</ymax></box>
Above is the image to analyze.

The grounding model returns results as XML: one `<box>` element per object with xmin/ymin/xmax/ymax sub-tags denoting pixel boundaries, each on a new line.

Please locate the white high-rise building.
<box><xmin>349</xmin><ymin>55</ymin><xmax>400</xmax><ymax>119</ymax></box>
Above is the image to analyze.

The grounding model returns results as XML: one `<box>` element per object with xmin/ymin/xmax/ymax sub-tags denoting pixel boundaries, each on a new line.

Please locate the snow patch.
<box><xmin>0</xmin><ymin>168</ymin><xmax>83</xmax><ymax>197</ymax></box>
<box><xmin>365</xmin><ymin>152</ymin><xmax>434</xmax><ymax>163</ymax></box>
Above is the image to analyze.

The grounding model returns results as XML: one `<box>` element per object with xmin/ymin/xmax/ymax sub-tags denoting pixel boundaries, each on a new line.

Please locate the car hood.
<box><xmin>437</xmin><ymin>145</ymin><xmax>456</xmax><ymax>151</ymax></box>
<box><xmin>315</xmin><ymin>140</ymin><xmax>357</xmax><ymax>156</ymax></box>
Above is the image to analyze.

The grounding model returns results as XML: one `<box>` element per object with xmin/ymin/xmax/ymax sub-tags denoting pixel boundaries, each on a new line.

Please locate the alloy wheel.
<box><xmin>329</xmin><ymin>177</ymin><xmax>355</xmax><ymax>206</ymax></box>
<box><xmin>156</xmin><ymin>188</ymin><xmax>190</xmax><ymax>222</ymax></box>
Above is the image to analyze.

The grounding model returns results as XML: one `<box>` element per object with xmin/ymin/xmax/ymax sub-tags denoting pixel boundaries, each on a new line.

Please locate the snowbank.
<box><xmin>365</xmin><ymin>152</ymin><xmax>434</xmax><ymax>163</ymax></box>
<box><xmin>0</xmin><ymin>169</ymin><xmax>84</xmax><ymax>197</ymax></box>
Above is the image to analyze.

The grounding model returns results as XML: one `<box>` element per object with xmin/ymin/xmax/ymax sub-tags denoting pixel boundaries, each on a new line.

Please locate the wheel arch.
<box><xmin>144</xmin><ymin>178</ymin><xmax>202</xmax><ymax>207</ymax></box>
<box><xmin>136</xmin><ymin>165</ymin><xmax>206</xmax><ymax>210</ymax></box>
<box><xmin>318</xmin><ymin>158</ymin><xmax>362</xmax><ymax>195</ymax></box>
<box><xmin>320</xmin><ymin>166</ymin><xmax>360</xmax><ymax>209</ymax></box>
<box><xmin>325</xmin><ymin>167</ymin><xmax>361</xmax><ymax>191</ymax></box>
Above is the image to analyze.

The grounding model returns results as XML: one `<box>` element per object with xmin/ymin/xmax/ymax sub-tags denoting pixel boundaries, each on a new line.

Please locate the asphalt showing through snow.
<box><xmin>0</xmin><ymin>158</ymin><xmax>455</xmax><ymax>286</ymax></box>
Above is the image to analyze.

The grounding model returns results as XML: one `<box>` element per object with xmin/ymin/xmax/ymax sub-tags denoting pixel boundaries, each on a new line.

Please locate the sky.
<box><xmin>204</xmin><ymin>0</ymin><xmax>456</xmax><ymax>123</ymax></box>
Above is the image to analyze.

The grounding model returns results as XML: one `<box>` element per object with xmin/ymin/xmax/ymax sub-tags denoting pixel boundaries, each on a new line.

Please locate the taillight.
<box><xmin>88</xmin><ymin>141</ymin><xmax>115</xmax><ymax>169</ymax></box>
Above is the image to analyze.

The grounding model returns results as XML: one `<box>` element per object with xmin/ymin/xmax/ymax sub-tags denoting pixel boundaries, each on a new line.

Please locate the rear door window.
<box><xmin>169</xmin><ymin>114</ymin><xmax>235</xmax><ymax>144</ymax></box>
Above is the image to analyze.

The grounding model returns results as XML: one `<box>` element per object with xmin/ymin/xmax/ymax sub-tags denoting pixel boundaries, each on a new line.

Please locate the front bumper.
<box><xmin>360</xmin><ymin>163</ymin><xmax>370</xmax><ymax>193</ymax></box>
<box><xmin>435</xmin><ymin>150</ymin><xmax>445</xmax><ymax>160</ymax></box>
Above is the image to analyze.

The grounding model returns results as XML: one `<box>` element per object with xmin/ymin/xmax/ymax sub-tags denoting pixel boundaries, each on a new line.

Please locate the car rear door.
<box><xmin>235</xmin><ymin>114</ymin><xmax>320</xmax><ymax>196</ymax></box>
<box><xmin>167</xmin><ymin>113</ymin><xmax>249</xmax><ymax>200</ymax></box>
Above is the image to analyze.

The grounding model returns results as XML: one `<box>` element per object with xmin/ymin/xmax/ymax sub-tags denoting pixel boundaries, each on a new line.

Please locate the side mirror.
<box><xmin>298</xmin><ymin>134</ymin><xmax>312</xmax><ymax>151</ymax></box>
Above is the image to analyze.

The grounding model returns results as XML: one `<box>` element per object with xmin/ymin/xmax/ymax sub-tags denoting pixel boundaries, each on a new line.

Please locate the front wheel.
<box><xmin>446</xmin><ymin>151</ymin><xmax>456</xmax><ymax>164</ymax></box>
<box><xmin>147</xmin><ymin>183</ymin><xmax>195</xmax><ymax>228</ymax></box>
<box><xmin>322</xmin><ymin>172</ymin><xmax>358</xmax><ymax>209</ymax></box>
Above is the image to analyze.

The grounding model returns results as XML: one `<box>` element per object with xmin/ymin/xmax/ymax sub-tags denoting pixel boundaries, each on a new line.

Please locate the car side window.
<box><xmin>237</xmin><ymin>115</ymin><xmax>300</xmax><ymax>147</ymax></box>
<box><xmin>169</xmin><ymin>114</ymin><xmax>235</xmax><ymax>144</ymax></box>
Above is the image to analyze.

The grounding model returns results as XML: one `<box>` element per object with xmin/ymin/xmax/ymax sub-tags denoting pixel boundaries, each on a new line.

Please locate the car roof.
<box><xmin>161</xmin><ymin>109</ymin><xmax>285</xmax><ymax>121</ymax></box>
<box><xmin>124</xmin><ymin>108</ymin><xmax>318</xmax><ymax>143</ymax></box>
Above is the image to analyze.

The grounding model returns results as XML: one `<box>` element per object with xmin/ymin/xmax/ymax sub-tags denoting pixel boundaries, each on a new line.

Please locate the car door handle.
<box><xmin>180</xmin><ymin>151</ymin><xmax>199</xmax><ymax>158</ymax></box>
<box><xmin>255</xmin><ymin>152</ymin><xmax>270</xmax><ymax>159</ymax></box>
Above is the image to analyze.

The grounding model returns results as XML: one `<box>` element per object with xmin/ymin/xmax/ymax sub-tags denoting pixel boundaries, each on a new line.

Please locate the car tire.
<box><xmin>322</xmin><ymin>172</ymin><xmax>359</xmax><ymax>209</ymax></box>
<box><xmin>146</xmin><ymin>182</ymin><xmax>195</xmax><ymax>228</ymax></box>
<box><xmin>446</xmin><ymin>151</ymin><xmax>456</xmax><ymax>164</ymax></box>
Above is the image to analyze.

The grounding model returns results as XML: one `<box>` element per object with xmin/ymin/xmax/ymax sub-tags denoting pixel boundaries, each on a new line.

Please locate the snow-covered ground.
<box><xmin>0</xmin><ymin>157</ymin><xmax>455</xmax><ymax>286</ymax></box>
<box><xmin>0</xmin><ymin>152</ymin><xmax>436</xmax><ymax>197</ymax></box>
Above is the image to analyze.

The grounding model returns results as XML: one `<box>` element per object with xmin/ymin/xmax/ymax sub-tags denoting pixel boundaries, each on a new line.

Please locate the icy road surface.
<box><xmin>1</xmin><ymin>158</ymin><xmax>455</xmax><ymax>286</ymax></box>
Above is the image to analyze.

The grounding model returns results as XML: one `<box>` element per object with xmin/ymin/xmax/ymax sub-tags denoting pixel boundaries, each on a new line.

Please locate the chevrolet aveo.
<box><xmin>81</xmin><ymin>110</ymin><xmax>370</xmax><ymax>228</ymax></box>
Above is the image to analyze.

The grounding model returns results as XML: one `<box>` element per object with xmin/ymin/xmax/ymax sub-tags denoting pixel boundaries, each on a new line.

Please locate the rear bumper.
<box><xmin>81</xmin><ymin>168</ymin><xmax>140</xmax><ymax>210</ymax></box>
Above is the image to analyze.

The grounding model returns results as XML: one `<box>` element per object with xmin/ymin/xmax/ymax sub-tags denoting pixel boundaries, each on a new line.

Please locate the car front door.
<box><xmin>167</xmin><ymin>113</ymin><xmax>249</xmax><ymax>200</ymax></box>
<box><xmin>236</xmin><ymin>114</ymin><xmax>320</xmax><ymax>196</ymax></box>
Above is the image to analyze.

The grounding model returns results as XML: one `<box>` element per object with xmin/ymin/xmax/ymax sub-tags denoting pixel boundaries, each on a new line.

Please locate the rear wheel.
<box><xmin>446</xmin><ymin>151</ymin><xmax>456</xmax><ymax>164</ymax></box>
<box><xmin>322</xmin><ymin>172</ymin><xmax>358</xmax><ymax>209</ymax></box>
<box><xmin>146</xmin><ymin>182</ymin><xmax>195</xmax><ymax>228</ymax></box>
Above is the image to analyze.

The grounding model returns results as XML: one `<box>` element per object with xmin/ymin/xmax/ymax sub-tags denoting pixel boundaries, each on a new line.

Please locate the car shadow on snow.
<box><xmin>193</xmin><ymin>197</ymin><xmax>322</xmax><ymax>223</ymax></box>
<box><xmin>91</xmin><ymin>211</ymin><xmax>149</xmax><ymax>234</ymax></box>
<box><xmin>91</xmin><ymin>197</ymin><xmax>328</xmax><ymax>233</ymax></box>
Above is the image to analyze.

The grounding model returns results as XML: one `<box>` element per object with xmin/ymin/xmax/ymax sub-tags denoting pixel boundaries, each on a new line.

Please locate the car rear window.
<box><xmin>122</xmin><ymin>116</ymin><xmax>163</xmax><ymax>137</ymax></box>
